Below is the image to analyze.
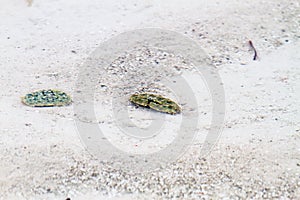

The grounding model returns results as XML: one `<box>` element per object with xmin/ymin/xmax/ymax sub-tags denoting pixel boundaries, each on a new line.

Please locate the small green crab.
<box><xmin>22</xmin><ymin>89</ymin><xmax>72</xmax><ymax>107</ymax></box>
<box><xmin>129</xmin><ymin>93</ymin><xmax>181</xmax><ymax>114</ymax></box>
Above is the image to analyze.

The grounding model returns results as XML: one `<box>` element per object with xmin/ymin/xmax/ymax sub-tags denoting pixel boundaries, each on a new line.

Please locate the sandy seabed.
<box><xmin>0</xmin><ymin>0</ymin><xmax>299</xmax><ymax>199</ymax></box>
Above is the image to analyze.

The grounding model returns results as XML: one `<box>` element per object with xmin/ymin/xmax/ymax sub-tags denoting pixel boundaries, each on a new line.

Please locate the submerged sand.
<box><xmin>0</xmin><ymin>0</ymin><xmax>299</xmax><ymax>199</ymax></box>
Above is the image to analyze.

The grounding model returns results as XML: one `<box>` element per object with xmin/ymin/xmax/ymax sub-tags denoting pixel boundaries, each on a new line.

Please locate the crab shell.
<box><xmin>130</xmin><ymin>93</ymin><xmax>181</xmax><ymax>114</ymax></box>
<box><xmin>22</xmin><ymin>89</ymin><xmax>72</xmax><ymax>107</ymax></box>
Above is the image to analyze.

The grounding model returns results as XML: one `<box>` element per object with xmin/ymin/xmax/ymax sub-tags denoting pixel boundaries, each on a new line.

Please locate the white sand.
<box><xmin>0</xmin><ymin>0</ymin><xmax>299</xmax><ymax>199</ymax></box>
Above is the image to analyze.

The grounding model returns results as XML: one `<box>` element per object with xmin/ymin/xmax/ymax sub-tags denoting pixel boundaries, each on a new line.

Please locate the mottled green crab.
<box><xmin>22</xmin><ymin>89</ymin><xmax>72</xmax><ymax>107</ymax></box>
<box><xmin>129</xmin><ymin>93</ymin><xmax>181</xmax><ymax>114</ymax></box>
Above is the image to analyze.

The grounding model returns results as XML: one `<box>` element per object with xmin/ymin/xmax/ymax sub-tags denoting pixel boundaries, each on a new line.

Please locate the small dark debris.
<box><xmin>91</xmin><ymin>172</ymin><xmax>98</xmax><ymax>177</ymax></box>
<box><xmin>248</xmin><ymin>40</ymin><xmax>258</xmax><ymax>60</ymax></box>
<box><xmin>7</xmin><ymin>37</ymin><xmax>10</xmax><ymax>39</ymax></box>
<box><xmin>71</xmin><ymin>50</ymin><xmax>77</xmax><ymax>54</ymax></box>
<box><xmin>66</xmin><ymin>198</ymin><xmax>71</xmax><ymax>200</ymax></box>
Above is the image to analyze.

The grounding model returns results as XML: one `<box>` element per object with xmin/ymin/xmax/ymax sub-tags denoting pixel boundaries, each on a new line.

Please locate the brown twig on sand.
<box><xmin>248</xmin><ymin>40</ymin><xmax>258</xmax><ymax>60</ymax></box>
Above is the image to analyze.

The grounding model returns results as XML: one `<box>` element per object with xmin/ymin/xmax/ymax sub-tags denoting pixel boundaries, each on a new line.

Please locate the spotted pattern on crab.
<box><xmin>22</xmin><ymin>89</ymin><xmax>72</xmax><ymax>107</ymax></box>
<box><xmin>130</xmin><ymin>93</ymin><xmax>181</xmax><ymax>115</ymax></box>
